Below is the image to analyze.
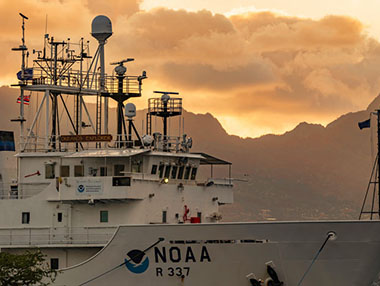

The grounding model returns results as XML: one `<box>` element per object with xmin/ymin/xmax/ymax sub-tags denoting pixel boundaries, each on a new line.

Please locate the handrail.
<box><xmin>24</xmin><ymin>67</ymin><xmax>142</xmax><ymax>95</ymax></box>
<box><xmin>0</xmin><ymin>226</ymin><xmax>117</xmax><ymax>246</ymax></box>
<box><xmin>20</xmin><ymin>134</ymin><xmax>189</xmax><ymax>153</ymax></box>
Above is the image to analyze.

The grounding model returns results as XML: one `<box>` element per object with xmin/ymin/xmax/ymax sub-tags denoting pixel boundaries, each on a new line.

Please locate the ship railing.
<box><xmin>209</xmin><ymin>178</ymin><xmax>234</xmax><ymax>186</ymax></box>
<box><xmin>20</xmin><ymin>135</ymin><xmax>54</xmax><ymax>152</ymax></box>
<box><xmin>20</xmin><ymin>135</ymin><xmax>145</xmax><ymax>152</ymax></box>
<box><xmin>152</xmin><ymin>135</ymin><xmax>189</xmax><ymax>152</ymax></box>
<box><xmin>110</xmin><ymin>135</ymin><xmax>186</xmax><ymax>152</ymax></box>
<box><xmin>20</xmin><ymin>133</ymin><xmax>193</xmax><ymax>153</ymax></box>
<box><xmin>103</xmin><ymin>75</ymin><xmax>141</xmax><ymax>95</ymax></box>
<box><xmin>148</xmin><ymin>97</ymin><xmax>182</xmax><ymax>114</ymax></box>
<box><xmin>20</xmin><ymin>134</ymin><xmax>191</xmax><ymax>153</ymax></box>
<box><xmin>25</xmin><ymin>67</ymin><xmax>100</xmax><ymax>91</ymax></box>
<box><xmin>0</xmin><ymin>194</ymin><xmax>35</xmax><ymax>200</ymax></box>
<box><xmin>0</xmin><ymin>226</ymin><xmax>117</xmax><ymax>246</ymax></box>
<box><xmin>23</xmin><ymin>67</ymin><xmax>142</xmax><ymax>95</ymax></box>
<box><xmin>0</xmin><ymin>182</ymin><xmax>43</xmax><ymax>200</ymax></box>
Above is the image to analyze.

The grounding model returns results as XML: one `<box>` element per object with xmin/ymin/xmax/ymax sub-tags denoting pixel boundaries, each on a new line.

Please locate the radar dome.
<box><xmin>91</xmin><ymin>15</ymin><xmax>112</xmax><ymax>42</ymax></box>
<box><xmin>125</xmin><ymin>103</ymin><xmax>136</xmax><ymax>118</ymax></box>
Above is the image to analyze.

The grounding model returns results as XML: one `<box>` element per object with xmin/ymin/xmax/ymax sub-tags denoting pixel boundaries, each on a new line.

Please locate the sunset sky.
<box><xmin>1</xmin><ymin>0</ymin><xmax>380</xmax><ymax>138</ymax></box>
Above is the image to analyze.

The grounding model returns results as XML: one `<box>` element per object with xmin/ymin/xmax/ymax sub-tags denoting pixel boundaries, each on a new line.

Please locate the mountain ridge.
<box><xmin>0</xmin><ymin>85</ymin><xmax>378</xmax><ymax>220</ymax></box>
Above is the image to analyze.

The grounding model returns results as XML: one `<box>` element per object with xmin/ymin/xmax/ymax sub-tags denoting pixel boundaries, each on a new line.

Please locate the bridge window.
<box><xmin>45</xmin><ymin>164</ymin><xmax>55</xmax><ymax>179</ymax></box>
<box><xmin>164</xmin><ymin>166</ymin><xmax>171</xmax><ymax>179</ymax></box>
<box><xmin>112</xmin><ymin>177</ymin><xmax>131</xmax><ymax>186</ymax></box>
<box><xmin>171</xmin><ymin>166</ymin><xmax>178</xmax><ymax>179</ymax></box>
<box><xmin>100</xmin><ymin>210</ymin><xmax>108</xmax><ymax>223</ymax></box>
<box><xmin>191</xmin><ymin>168</ymin><xmax>197</xmax><ymax>180</ymax></box>
<box><xmin>184</xmin><ymin>166</ymin><xmax>191</xmax><ymax>180</ymax></box>
<box><xmin>177</xmin><ymin>166</ymin><xmax>184</xmax><ymax>179</ymax></box>
<box><xmin>131</xmin><ymin>160</ymin><xmax>141</xmax><ymax>173</ymax></box>
<box><xmin>162</xmin><ymin>210</ymin><xmax>167</xmax><ymax>223</ymax></box>
<box><xmin>60</xmin><ymin>165</ymin><xmax>69</xmax><ymax>177</ymax></box>
<box><xmin>114</xmin><ymin>164</ymin><xmax>125</xmax><ymax>176</ymax></box>
<box><xmin>22</xmin><ymin>212</ymin><xmax>30</xmax><ymax>224</ymax></box>
<box><xmin>158</xmin><ymin>164</ymin><xmax>165</xmax><ymax>178</ymax></box>
<box><xmin>100</xmin><ymin>166</ymin><xmax>107</xmax><ymax>176</ymax></box>
<box><xmin>151</xmin><ymin>165</ymin><xmax>157</xmax><ymax>175</ymax></box>
<box><xmin>74</xmin><ymin>165</ymin><xmax>84</xmax><ymax>177</ymax></box>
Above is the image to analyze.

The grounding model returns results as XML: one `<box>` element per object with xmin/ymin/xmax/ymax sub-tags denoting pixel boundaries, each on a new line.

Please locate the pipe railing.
<box><xmin>0</xmin><ymin>226</ymin><xmax>116</xmax><ymax>246</ymax></box>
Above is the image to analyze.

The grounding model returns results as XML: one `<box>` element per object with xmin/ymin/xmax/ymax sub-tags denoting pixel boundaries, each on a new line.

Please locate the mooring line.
<box><xmin>296</xmin><ymin>231</ymin><xmax>336</xmax><ymax>286</ymax></box>
<box><xmin>78</xmin><ymin>237</ymin><xmax>164</xmax><ymax>286</ymax></box>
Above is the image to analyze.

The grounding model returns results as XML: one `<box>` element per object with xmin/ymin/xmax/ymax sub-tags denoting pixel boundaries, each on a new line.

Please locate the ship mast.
<box><xmin>11</xmin><ymin>13</ymin><xmax>29</xmax><ymax>148</ymax></box>
<box><xmin>359</xmin><ymin>110</ymin><xmax>380</xmax><ymax>219</ymax></box>
<box><xmin>11</xmin><ymin>15</ymin><xmax>147</xmax><ymax>153</ymax></box>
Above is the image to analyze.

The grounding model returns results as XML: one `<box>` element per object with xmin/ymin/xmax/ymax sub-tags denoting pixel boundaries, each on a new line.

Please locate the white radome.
<box><xmin>91</xmin><ymin>15</ymin><xmax>113</xmax><ymax>42</ymax></box>
<box><xmin>125</xmin><ymin>103</ymin><xmax>136</xmax><ymax>118</ymax></box>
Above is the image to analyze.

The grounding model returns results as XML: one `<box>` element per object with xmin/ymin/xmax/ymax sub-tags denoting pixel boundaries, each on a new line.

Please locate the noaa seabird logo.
<box><xmin>125</xmin><ymin>249</ymin><xmax>149</xmax><ymax>274</ymax></box>
<box><xmin>77</xmin><ymin>184</ymin><xmax>85</xmax><ymax>193</ymax></box>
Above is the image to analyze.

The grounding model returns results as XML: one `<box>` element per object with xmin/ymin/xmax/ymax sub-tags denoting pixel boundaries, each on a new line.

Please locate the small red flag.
<box><xmin>17</xmin><ymin>95</ymin><xmax>30</xmax><ymax>105</ymax></box>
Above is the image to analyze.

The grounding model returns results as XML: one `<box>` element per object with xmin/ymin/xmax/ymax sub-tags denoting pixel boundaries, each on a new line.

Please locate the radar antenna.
<box><xmin>147</xmin><ymin>91</ymin><xmax>182</xmax><ymax>151</ymax></box>
<box><xmin>102</xmin><ymin>58</ymin><xmax>147</xmax><ymax>147</ymax></box>
<box><xmin>110</xmin><ymin>58</ymin><xmax>135</xmax><ymax>66</ymax></box>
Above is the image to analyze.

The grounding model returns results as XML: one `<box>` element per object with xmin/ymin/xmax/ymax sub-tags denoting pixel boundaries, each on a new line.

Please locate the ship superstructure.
<box><xmin>0</xmin><ymin>14</ymin><xmax>233</xmax><ymax>269</ymax></box>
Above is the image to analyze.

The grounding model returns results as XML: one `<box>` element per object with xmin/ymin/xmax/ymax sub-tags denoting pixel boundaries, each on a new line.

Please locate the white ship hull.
<box><xmin>55</xmin><ymin>220</ymin><xmax>380</xmax><ymax>286</ymax></box>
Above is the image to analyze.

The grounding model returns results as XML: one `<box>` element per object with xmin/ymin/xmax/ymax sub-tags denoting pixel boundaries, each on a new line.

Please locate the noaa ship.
<box><xmin>1</xmin><ymin>14</ymin><xmax>380</xmax><ymax>286</ymax></box>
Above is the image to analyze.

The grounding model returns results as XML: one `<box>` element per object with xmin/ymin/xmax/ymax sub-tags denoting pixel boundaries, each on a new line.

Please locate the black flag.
<box><xmin>358</xmin><ymin>119</ymin><xmax>371</xmax><ymax>130</ymax></box>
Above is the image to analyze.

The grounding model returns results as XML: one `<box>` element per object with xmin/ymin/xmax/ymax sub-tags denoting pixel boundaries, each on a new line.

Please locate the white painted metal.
<box><xmin>54</xmin><ymin>222</ymin><xmax>380</xmax><ymax>286</ymax></box>
<box><xmin>91</xmin><ymin>16</ymin><xmax>112</xmax><ymax>42</ymax></box>
<box><xmin>125</xmin><ymin>103</ymin><xmax>136</xmax><ymax>118</ymax></box>
<box><xmin>45</xmin><ymin>89</ymin><xmax>49</xmax><ymax>149</ymax></box>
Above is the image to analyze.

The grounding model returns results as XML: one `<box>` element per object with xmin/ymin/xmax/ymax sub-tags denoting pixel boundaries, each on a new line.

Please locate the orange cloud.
<box><xmin>85</xmin><ymin>0</ymin><xmax>141</xmax><ymax>18</ymax></box>
<box><xmin>1</xmin><ymin>2</ymin><xmax>380</xmax><ymax>137</ymax></box>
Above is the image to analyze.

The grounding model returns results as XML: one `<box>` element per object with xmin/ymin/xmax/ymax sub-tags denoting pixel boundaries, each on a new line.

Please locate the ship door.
<box><xmin>52</xmin><ymin>209</ymin><xmax>68</xmax><ymax>244</ymax></box>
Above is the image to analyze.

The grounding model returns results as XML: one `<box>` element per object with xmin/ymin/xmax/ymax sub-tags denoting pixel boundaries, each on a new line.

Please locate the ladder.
<box><xmin>146</xmin><ymin>113</ymin><xmax>152</xmax><ymax>135</ymax></box>
<box><xmin>96</xmin><ymin>94</ymin><xmax>102</xmax><ymax>148</ymax></box>
<box><xmin>96</xmin><ymin>94</ymin><xmax>102</xmax><ymax>135</ymax></box>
